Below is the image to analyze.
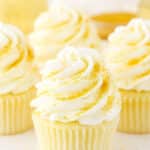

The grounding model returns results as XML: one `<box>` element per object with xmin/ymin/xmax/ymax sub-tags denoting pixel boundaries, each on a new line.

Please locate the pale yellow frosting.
<box><xmin>31</xmin><ymin>47</ymin><xmax>120</xmax><ymax>125</ymax></box>
<box><xmin>0</xmin><ymin>23</ymin><xmax>38</xmax><ymax>94</ymax></box>
<box><xmin>29</xmin><ymin>3</ymin><xmax>101</xmax><ymax>68</ymax></box>
<box><xmin>106</xmin><ymin>19</ymin><xmax>150</xmax><ymax>91</ymax></box>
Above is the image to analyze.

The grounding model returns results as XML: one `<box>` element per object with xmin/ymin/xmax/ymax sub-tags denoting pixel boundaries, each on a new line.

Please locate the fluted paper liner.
<box><xmin>32</xmin><ymin>112</ymin><xmax>118</xmax><ymax>150</ymax></box>
<box><xmin>0</xmin><ymin>88</ymin><xmax>36</xmax><ymax>135</ymax></box>
<box><xmin>119</xmin><ymin>89</ymin><xmax>150</xmax><ymax>134</ymax></box>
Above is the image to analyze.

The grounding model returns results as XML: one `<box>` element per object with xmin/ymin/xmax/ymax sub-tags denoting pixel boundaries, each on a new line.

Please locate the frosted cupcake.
<box><xmin>29</xmin><ymin>3</ymin><xmax>101</xmax><ymax>68</ymax></box>
<box><xmin>106</xmin><ymin>19</ymin><xmax>150</xmax><ymax>133</ymax></box>
<box><xmin>31</xmin><ymin>47</ymin><xmax>120</xmax><ymax>150</ymax></box>
<box><xmin>0</xmin><ymin>23</ymin><xmax>39</xmax><ymax>135</ymax></box>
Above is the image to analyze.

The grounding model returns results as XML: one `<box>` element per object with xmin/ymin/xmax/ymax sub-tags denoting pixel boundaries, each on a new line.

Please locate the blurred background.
<box><xmin>0</xmin><ymin>0</ymin><xmax>149</xmax><ymax>39</ymax></box>
<box><xmin>53</xmin><ymin>0</ymin><xmax>139</xmax><ymax>39</ymax></box>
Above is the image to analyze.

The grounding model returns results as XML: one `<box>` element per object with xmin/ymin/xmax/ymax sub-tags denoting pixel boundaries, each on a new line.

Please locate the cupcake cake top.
<box><xmin>0</xmin><ymin>23</ymin><xmax>38</xmax><ymax>94</ymax></box>
<box><xmin>31</xmin><ymin>47</ymin><xmax>120</xmax><ymax>125</ymax></box>
<box><xmin>29</xmin><ymin>2</ymin><xmax>101</xmax><ymax>67</ymax></box>
<box><xmin>106</xmin><ymin>19</ymin><xmax>150</xmax><ymax>91</ymax></box>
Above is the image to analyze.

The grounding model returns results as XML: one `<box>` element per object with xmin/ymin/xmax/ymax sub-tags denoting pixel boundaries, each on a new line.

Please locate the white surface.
<box><xmin>0</xmin><ymin>130</ymin><xmax>150</xmax><ymax>150</ymax></box>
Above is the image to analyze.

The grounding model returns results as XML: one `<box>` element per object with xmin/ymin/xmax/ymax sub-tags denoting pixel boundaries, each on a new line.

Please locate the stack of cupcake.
<box><xmin>0</xmin><ymin>1</ymin><xmax>149</xmax><ymax>150</ymax></box>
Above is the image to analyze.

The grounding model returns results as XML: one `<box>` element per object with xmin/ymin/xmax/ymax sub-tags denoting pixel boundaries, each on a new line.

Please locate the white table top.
<box><xmin>0</xmin><ymin>130</ymin><xmax>150</xmax><ymax>150</ymax></box>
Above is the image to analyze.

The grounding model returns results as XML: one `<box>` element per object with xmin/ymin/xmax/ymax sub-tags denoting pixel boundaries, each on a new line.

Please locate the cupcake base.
<box><xmin>32</xmin><ymin>111</ymin><xmax>118</xmax><ymax>150</ymax></box>
<box><xmin>118</xmin><ymin>89</ymin><xmax>150</xmax><ymax>134</ymax></box>
<box><xmin>0</xmin><ymin>88</ymin><xmax>36</xmax><ymax>135</ymax></box>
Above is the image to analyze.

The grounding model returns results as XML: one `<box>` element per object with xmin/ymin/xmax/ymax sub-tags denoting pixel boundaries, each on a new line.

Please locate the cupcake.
<box><xmin>0</xmin><ymin>23</ymin><xmax>39</xmax><ymax>135</ymax></box>
<box><xmin>29</xmin><ymin>3</ymin><xmax>101</xmax><ymax>68</ymax></box>
<box><xmin>106</xmin><ymin>19</ymin><xmax>150</xmax><ymax>133</ymax></box>
<box><xmin>31</xmin><ymin>47</ymin><xmax>120</xmax><ymax>150</ymax></box>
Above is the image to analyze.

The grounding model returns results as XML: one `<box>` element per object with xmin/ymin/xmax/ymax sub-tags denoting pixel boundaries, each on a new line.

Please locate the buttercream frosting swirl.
<box><xmin>0</xmin><ymin>23</ymin><xmax>38</xmax><ymax>94</ymax></box>
<box><xmin>31</xmin><ymin>47</ymin><xmax>120</xmax><ymax>125</ymax></box>
<box><xmin>29</xmin><ymin>3</ymin><xmax>101</xmax><ymax>67</ymax></box>
<box><xmin>107</xmin><ymin>19</ymin><xmax>150</xmax><ymax>91</ymax></box>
